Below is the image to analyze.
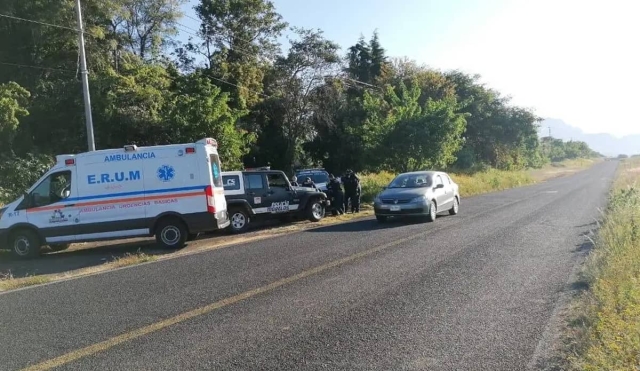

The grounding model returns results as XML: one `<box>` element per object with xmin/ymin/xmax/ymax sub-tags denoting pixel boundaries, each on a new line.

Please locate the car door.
<box><xmin>21</xmin><ymin>169</ymin><xmax>79</xmax><ymax>244</ymax></box>
<box><xmin>263</xmin><ymin>173</ymin><xmax>296</xmax><ymax>214</ymax></box>
<box><xmin>442</xmin><ymin>173</ymin><xmax>455</xmax><ymax>207</ymax></box>
<box><xmin>242</xmin><ymin>173</ymin><xmax>267</xmax><ymax>213</ymax></box>
<box><xmin>433</xmin><ymin>174</ymin><xmax>450</xmax><ymax>210</ymax></box>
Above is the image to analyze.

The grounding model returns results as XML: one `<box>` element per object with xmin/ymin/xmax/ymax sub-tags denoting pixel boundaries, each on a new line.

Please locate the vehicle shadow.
<box><xmin>307</xmin><ymin>214</ymin><xmax>452</xmax><ymax>233</ymax></box>
<box><xmin>0</xmin><ymin>227</ymin><xmax>249</xmax><ymax>279</ymax></box>
<box><xmin>0</xmin><ymin>216</ymin><xmax>359</xmax><ymax>279</ymax></box>
<box><xmin>0</xmin><ymin>213</ymin><xmax>443</xmax><ymax>279</ymax></box>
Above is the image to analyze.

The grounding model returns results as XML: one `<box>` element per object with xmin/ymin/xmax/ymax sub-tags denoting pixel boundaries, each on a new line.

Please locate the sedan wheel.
<box><xmin>449</xmin><ymin>197</ymin><xmax>459</xmax><ymax>215</ymax></box>
<box><xmin>426</xmin><ymin>201</ymin><xmax>437</xmax><ymax>222</ymax></box>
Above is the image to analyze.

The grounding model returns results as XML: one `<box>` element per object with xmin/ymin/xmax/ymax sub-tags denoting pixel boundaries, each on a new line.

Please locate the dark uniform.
<box><xmin>301</xmin><ymin>177</ymin><xmax>317</xmax><ymax>189</ymax></box>
<box><xmin>343</xmin><ymin>171</ymin><xmax>361</xmax><ymax>213</ymax></box>
<box><xmin>327</xmin><ymin>175</ymin><xmax>344</xmax><ymax>215</ymax></box>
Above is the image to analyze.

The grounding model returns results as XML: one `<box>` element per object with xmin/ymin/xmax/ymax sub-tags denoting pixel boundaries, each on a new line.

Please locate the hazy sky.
<box><xmin>179</xmin><ymin>0</ymin><xmax>640</xmax><ymax>137</ymax></box>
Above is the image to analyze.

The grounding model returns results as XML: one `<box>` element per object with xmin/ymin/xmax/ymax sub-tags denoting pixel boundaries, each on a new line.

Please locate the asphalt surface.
<box><xmin>0</xmin><ymin>161</ymin><xmax>617</xmax><ymax>371</ymax></box>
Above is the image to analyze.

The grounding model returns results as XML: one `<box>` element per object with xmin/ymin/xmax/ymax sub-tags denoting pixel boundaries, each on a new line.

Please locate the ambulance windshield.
<box><xmin>209</xmin><ymin>153</ymin><xmax>223</xmax><ymax>188</ymax></box>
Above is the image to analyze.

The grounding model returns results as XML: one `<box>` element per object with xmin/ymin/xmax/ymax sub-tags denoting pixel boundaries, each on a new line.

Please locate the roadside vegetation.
<box><xmin>564</xmin><ymin>158</ymin><xmax>640</xmax><ymax>370</ymax></box>
<box><xmin>0</xmin><ymin>0</ymin><xmax>602</xmax><ymax>205</ymax></box>
<box><xmin>0</xmin><ymin>271</ymin><xmax>51</xmax><ymax>292</ymax></box>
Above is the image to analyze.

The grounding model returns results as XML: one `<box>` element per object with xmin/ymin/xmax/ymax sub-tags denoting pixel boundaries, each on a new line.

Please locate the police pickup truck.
<box><xmin>221</xmin><ymin>169</ymin><xmax>328</xmax><ymax>233</ymax></box>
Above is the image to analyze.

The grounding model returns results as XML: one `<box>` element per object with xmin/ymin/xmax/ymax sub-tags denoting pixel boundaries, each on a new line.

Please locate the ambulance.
<box><xmin>0</xmin><ymin>138</ymin><xmax>229</xmax><ymax>258</ymax></box>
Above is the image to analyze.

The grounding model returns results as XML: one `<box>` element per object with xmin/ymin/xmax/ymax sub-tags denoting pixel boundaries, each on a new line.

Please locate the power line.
<box><xmin>0</xmin><ymin>13</ymin><xmax>79</xmax><ymax>32</ymax></box>
<box><xmin>0</xmin><ymin>60</ymin><xmax>77</xmax><ymax>73</ymax></box>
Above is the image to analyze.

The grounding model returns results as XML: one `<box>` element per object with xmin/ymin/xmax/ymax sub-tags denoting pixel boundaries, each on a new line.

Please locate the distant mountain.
<box><xmin>539</xmin><ymin>119</ymin><xmax>640</xmax><ymax>157</ymax></box>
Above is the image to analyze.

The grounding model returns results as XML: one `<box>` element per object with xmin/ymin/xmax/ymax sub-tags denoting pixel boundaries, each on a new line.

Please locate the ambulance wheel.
<box><xmin>48</xmin><ymin>243</ymin><xmax>70</xmax><ymax>252</ymax></box>
<box><xmin>10</xmin><ymin>229</ymin><xmax>41</xmax><ymax>259</ymax></box>
<box><xmin>307</xmin><ymin>199</ymin><xmax>325</xmax><ymax>222</ymax></box>
<box><xmin>155</xmin><ymin>218</ymin><xmax>188</xmax><ymax>249</ymax></box>
<box><xmin>229</xmin><ymin>208</ymin><xmax>250</xmax><ymax>234</ymax></box>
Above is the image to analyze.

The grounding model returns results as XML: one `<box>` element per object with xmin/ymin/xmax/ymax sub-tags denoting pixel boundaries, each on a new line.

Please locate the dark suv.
<box><xmin>221</xmin><ymin>169</ymin><xmax>329</xmax><ymax>233</ymax></box>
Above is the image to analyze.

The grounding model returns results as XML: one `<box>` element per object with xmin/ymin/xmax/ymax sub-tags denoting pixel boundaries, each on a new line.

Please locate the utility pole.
<box><xmin>548</xmin><ymin>126</ymin><xmax>551</xmax><ymax>138</ymax></box>
<box><xmin>75</xmin><ymin>0</ymin><xmax>96</xmax><ymax>151</ymax></box>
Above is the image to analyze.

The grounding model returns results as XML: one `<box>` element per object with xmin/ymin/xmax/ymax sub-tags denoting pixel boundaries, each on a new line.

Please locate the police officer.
<box><xmin>301</xmin><ymin>177</ymin><xmax>317</xmax><ymax>189</ymax></box>
<box><xmin>290</xmin><ymin>175</ymin><xmax>299</xmax><ymax>187</ymax></box>
<box><xmin>327</xmin><ymin>174</ymin><xmax>344</xmax><ymax>215</ymax></box>
<box><xmin>343</xmin><ymin>170</ymin><xmax>361</xmax><ymax>213</ymax></box>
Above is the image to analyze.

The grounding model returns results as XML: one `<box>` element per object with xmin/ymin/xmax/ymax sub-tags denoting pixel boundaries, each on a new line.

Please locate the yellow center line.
<box><xmin>22</xmin><ymin>230</ymin><xmax>428</xmax><ymax>371</ymax></box>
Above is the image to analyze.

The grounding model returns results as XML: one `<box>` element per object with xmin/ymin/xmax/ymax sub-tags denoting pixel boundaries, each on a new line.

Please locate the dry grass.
<box><xmin>451</xmin><ymin>169</ymin><xmax>534</xmax><ymax>197</ymax></box>
<box><xmin>360</xmin><ymin>159</ymin><xmax>597</xmax><ymax>200</ymax></box>
<box><xmin>0</xmin><ymin>272</ymin><xmax>51</xmax><ymax>292</ymax></box>
<box><xmin>530</xmin><ymin>158</ymin><xmax>600</xmax><ymax>182</ymax></box>
<box><xmin>108</xmin><ymin>251</ymin><xmax>157</xmax><ymax>268</ymax></box>
<box><xmin>563</xmin><ymin>158</ymin><xmax>640</xmax><ymax>370</ymax></box>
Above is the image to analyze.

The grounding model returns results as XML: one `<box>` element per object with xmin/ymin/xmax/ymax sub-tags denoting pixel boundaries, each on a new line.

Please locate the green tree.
<box><xmin>0</xmin><ymin>82</ymin><xmax>30</xmax><ymax>152</ymax></box>
<box><xmin>249</xmin><ymin>27</ymin><xmax>340</xmax><ymax>172</ymax></box>
<box><xmin>165</xmin><ymin>70</ymin><xmax>253</xmax><ymax>169</ymax></box>
<box><xmin>193</xmin><ymin>0</ymin><xmax>287</xmax><ymax>111</ymax></box>
<box><xmin>110</xmin><ymin>0</ymin><xmax>186</xmax><ymax>60</ymax></box>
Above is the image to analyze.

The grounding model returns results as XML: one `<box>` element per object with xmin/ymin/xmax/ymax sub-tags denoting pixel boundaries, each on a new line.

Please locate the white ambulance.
<box><xmin>0</xmin><ymin>138</ymin><xmax>229</xmax><ymax>258</ymax></box>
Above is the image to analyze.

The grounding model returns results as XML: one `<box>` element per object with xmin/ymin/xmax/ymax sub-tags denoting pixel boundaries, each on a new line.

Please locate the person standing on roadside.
<box><xmin>343</xmin><ymin>170</ymin><xmax>361</xmax><ymax>213</ymax></box>
<box><xmin>327</xmin><ymin>174</ymin><xmax>344</xmax><ymax>215</ymax></box>
<box><xmin>350</xmin><ymin>171</ymin><xmax>361</xmax><ymax>213</ymax></box>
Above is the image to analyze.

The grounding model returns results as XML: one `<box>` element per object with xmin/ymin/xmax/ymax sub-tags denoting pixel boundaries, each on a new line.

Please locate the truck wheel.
<box><xmin>48</xmin><ymin>243</ymin><xmax>71</xmax><ymax>252</ymax></box>
<box><xmin>229</xmin><ymin>208</ymin><xmax>250</xmax><ymax>233</ymax></box>
<box><xmin>307</xmin><ymin>199</ymin><xmax>325</xmax><ymax>222</ymax></box>
<box><xmin>155</xmin><ymin>217</ymin><xmax>188</xmax><ymax>249</ymax></box>
<box><xmin>10</xmin><ymin>229</ymin><xmax>41</xmax><ymax>259</ymax></box>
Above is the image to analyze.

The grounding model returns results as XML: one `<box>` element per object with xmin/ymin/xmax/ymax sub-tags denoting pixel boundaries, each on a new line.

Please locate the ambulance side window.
<box><xmin>28</xmin><ymin>171</ymin><xmax>72</xmax><ymax>208</ymax></box>
<box><xmin>209</xmin><ymin>153</ymin><xmax>223</xmax><ymax>188</ymax></box>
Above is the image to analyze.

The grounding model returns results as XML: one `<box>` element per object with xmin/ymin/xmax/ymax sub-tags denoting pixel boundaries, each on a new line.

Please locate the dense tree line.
<box><xmin>0</xmin><ymin>0</ymin><xmax>600</xmax><ymax>203</ymax></box>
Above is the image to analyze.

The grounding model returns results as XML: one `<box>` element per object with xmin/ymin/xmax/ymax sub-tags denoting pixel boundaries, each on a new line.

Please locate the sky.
<box><xmin>179</xmin><ymin>0</ymin><xmax>640</xmax><ymax>138</ymax></box>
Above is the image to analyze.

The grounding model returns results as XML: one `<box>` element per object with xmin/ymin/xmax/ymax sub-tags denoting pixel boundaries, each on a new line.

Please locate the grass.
<box><xmin>108</xmin><ymin>251</ymin><xmax>157</xmax><ymax>268</ymax></box>
<box><xmin>359</xmin><ymin>158</ymin><xmax>597</xmax><ymax>201</ymax></box>
<box><xmin>0</xmin><ymin>272</ymin><xmax>51</xmax><ymax>292</ymax></box>
<box><xmin>563</xmin><ymin>158</ymin><xmax>640</xmax><ymax>370</ymax></box>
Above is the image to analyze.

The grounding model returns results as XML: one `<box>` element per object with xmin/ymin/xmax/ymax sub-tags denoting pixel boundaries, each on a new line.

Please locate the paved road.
<box><xmin>0</xmin><ymin>161</ymin><xmax>617</xmax><ymax>371</ymax></box>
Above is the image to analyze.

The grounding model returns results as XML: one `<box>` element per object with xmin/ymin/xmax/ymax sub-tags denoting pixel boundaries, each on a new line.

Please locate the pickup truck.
<box><xmin>221</xmin><ymin>169</ymin><xmax>329</xmax><ymax>233</ymax></box>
